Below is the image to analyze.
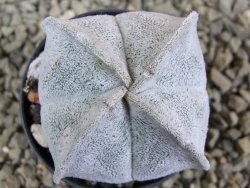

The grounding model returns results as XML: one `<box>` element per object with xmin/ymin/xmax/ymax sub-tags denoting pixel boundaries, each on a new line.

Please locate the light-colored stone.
<box><xmin>214</xmin><ymin>49</ymin><xmax>233</xmax><ymax>70</ymax></box>
<box><xmin>30</xmin><ymin>124</ymin><xmax>48</xmax><ymax>148</ymax></box>
<box><xmin>1</xmin><ymin>26</ymin><xmax>14</xmax><ymax>37</ymax></box>
<box><xmin>239</xmin><ymin>89</ymin><xmax>250</xmax><ymax>103</ymax></box>
<box><xmin>219</xmin><ymin>0</ymin><xmax>234</xmax><ymax>15</ymax></box>
<box><xmin>237</xmin><ymin>136</ymin><xmax>250</xmax><ymax>155</ymax></box>
<box><xmin>226</xmin><ymin>128</ymin><xmax>242</xmax><ymax>140</ymax></box>
<box><xmin>228</xmin><ymin>111</ymin><xmax>239</xmax><ymax>127</ymax></box>
<box><xmin>239</xmin><ymin>113</ymin><xmax>250</xmax><ymax>135</ymax></box>
<box><xmin>229</xmin><ymin>37</ymin><xmax>242</xmax><ymax>53</ymax></box>
<box><xmin>207</xmin><ymin>8</ymin><xmax>222</xmax><ymax>22</ymax></box>
<box><xmin>233</xmin><ymin>0</ymin><xmax>249</xmax><ymax>13</ymax></box>
<box><xmin>228</xmin><ymin>94</ymin><xmax>248</xmax><ymax>113</ymax></box>
<box><xmin>208</xmin><ymin>128</ymin><xmax>220</xmax><ymax>148</ymax></box>
<box><xmin>210</xmin><ymin>68</ymin><xmax>232</xmax><ymax>93</ymax></box>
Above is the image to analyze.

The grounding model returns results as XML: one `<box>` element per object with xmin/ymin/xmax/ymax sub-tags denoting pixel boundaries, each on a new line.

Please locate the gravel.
<box><xmin>0</xmin><ymin>0</ymin><xmax>250</xmax><ymax>188</ymax></box>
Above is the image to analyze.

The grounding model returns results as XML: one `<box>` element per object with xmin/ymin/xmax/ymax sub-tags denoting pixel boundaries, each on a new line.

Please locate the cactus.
<box><xmin>37</xmin><ymin>10</ymin><xmax>210</xmax><ymax>184</ymax></box>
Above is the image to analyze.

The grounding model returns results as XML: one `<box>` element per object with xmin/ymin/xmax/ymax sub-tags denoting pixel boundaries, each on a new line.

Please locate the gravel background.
<box><xmin>0</xmin><ymin>0</ymin><xmax>250</xmax><ymax>188</ymax></box>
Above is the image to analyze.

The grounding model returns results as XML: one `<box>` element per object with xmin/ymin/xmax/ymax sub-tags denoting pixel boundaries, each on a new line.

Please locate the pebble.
<box><xmin>228</xmin><ymin>111</ymin><xmax>239</xmax><ymax>127</ymax></box>
<box><xmin>182</xmin><ymin>170</ymin><xmax>194</xmax><ymax>180</ymax></box>
<box><xmin>219</xmin><ymin>0</ymin><xmax>234</xmax><ymax>15</ymax></box>
<box><xmin>239</xmin><ymin>113</ymin><xmax>250</xmax><ymax>135</ymax></box>
<box><xmin>239</xmin><ymin>89</ymin><xmax>250</xmax><ymax>103</ymax></box>
<box><xmin>226</xmin><ymin>129</ymin><xmax>242</xmax><ymax>141</ymax></box>
<box><xmin>26</xmin><ymin>178</ymin><xmax>39</xmax><ymax>188</ymax></box>
<box><xmin>0</xmin><ymin>126</ymin><xmax>17</xmax><ymax>148</ymax></box>
<box><xmin>210</xmin><ymin>68</ymin><xmax>232</xmax><ymax>93</ymax></box>
<box><xmin>233</xmin><ymin>0</ymin><xmax>249</xmax><ymax>13</ymax></box>
<box><xmin>219</xmin><ymin>31</ymin><xmax>232</xmax><ymax>43</ymax></box>
<box><xmin>71</xmin><ymin>0</ymin><xmax>88</xmax><ymax>15</ymax></box>
<box><xmin>30</xmin><ymin>124</ymin><xmax>48</xmax><ymax>148</ymax></box>
<box><xmin>8</xmin><ymin>147</ymin><xmax>22</xmax><ymax>162</ymax></box>
<box><xmin>1</xmin><ymin>26</ymin><xmax>14</xmax><ymax>37</ymax></box>
<box><xmin>208</xmin><ymin>128</ymin><xmax>220</xmax><ymax>148</ymax></box>
<box><xmin>0</xmin><ymin>150</ymin><xmax>6</xmax><ymax>163</ymax></box>
<box><xmin>149</xmin><ymin>1</ymin><xmax>180</xmax><ymax>16</ymax></box>
<box><xmin>207</xmin><ymin>8</ymin><xmax>222</xmax><ymax>22</ymax></box>
<box><xmin>210</xmin><ymin>20</ymin><xmax>223</xmax><ymax>35</ymax></box>
<box><xmin>228</xmin><ymin>94</ymin><xmax>248</xmax><ymax>113</ymax></box>
<box><xmin>229</xmin><ymin>37</ymin><xmax>242</xmax><ymax>53</ymax></box>
<box><xmin>9</xmin><ymin>132</ymin><xmax>28</xmax><ymax>150</ymax></box>
<box><xmin>214</xmin><ymin>49</ymin><xmax>233</xmax><ymax>70</ymax></box>
<box><xmin>237</xmin><ymin>136</ymin><xmax>250</xmax><ymax>155</ymax></box>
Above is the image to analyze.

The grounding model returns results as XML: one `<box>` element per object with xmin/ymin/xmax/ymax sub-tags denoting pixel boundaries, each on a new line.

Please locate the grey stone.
<box><xmin>237</xmin><ymin>136</ymin><xmax>250</xmax><ymax>155</ymax></box>
<box><xmin>22</xmin><ymin>42</ymin><xmax>34</xmax><ymax>59</ymax></box>
<box><xmin>182</xmin><ymin>169</ymin><xmax>194</xmax><ymax>180</ymax></box>
<box><xmin>1</xmin><ymin>26</ymin><xmax>14</xmax><ymax>37</ymax></box>
<box><xmin>228</xmin><ymin>94</ymin><xmax>248</xmax><ymax>113</ymax></box>
<box><xmin>206</xmin><ymin>183</ymin><xmax>217</xmax><ymax>188</ymax></box>
<box><xmin>49</xmin><ymin>0</ymin><xmax>61</xmax><ymax>17</ymax></box>
<box><xmin>239</xmin><ymin>89</ymin><xmax>250</xmax><ymax>103</ymax></box>
<box><xmin>26</xmin><ymin>178</ymin><xmax>39</xmax><ymax>188</ymax></box>
<box><xmin>149</xmin><ymin>1</ymin><xmax>180</xmax><ymax>16</ymax></box>
<box><xmin>244</xmin><ymin>39</ymin><xmax>250</xmax><ymax>54</ymax></box>
<box><xmin>236</xmin><ymin>48</ymin><xmax>248</xmax><ymax>61</ymax></box>
<box><xmin>41</xmin><ymin>168</ymin><xmax>53</xmax><ymax>187</ymax></box>
<box><xmin>9</xmin><ymin>52</ymin><xmax>23</xmax><ymax>68</ymax></box>
<box><xmin>19</xmin><ymin>1</ymin><xmax>36</xmax><ymax>12</ymax></box>
<box><xmin>220</xmin><ymin>31</ymin><xmax>232</xmax><ymax>43</ymax></box>
<box><xmin>219</xmin><ymin>0</ymin><xmax>234</xmax><ymax>15</ymax></box>
<box><xmin>128</xmin><ymin>0</ymin><xmax>142</xmax><ymax>10</ymax></box>
<box><xmin>8</xmin><ymin>147</ymin><xmax>22</xmax><ymax>162</ymax></box>
<box><xmin>237</xmin><ymin>60</ymin><xmax>250</xmax><ymax>77</ymax></box>
<box><xmin>9</xmin><ymin>132</ymin><xmax>28</xmax><ymax>150</ymax></box>
<box><xmin>0</xmin><ymin>93</ymin><xmax>11</xmax><ymax>112</ymax></box>
<box><xmin>0</xmin><ymin>150</ymin><xmax>6</xmax><ymax>163</ymax></box>
<box><xmin>223</xmin><ymin>18</ymin><xmax>250</xmax><ymax>40</ymax></box>
<box><xmin>211</xmin><ymin>101</ymin><xmax>222</xmax><ymax>112</ymax></box>
<box><xmin>0</xmin><ymin>126</ymin><xmax>17</xmax><ymax>148</ymax></box>
<box><xmin>210</xmin><ymin>68</ymin><xmax>232</xmax><ymax>93</ymax></box>
<box><xmin>6</xmin><ymin>101</ymin><xmax>19</xmax><ymax>116</ymax></box>
<box><xmin>214</xmin><ymin>49</ymin><xmax>233</xmax><ymax>70</ymax></box>
<box><xmin>31</xmin><ymin>124</ymin><xmax>48</xmax><ymax>148</ymax></box>
<box><xmin>60</xmin><ymin>10</ymin><xmax>75</xmax><ymax>20</ymax></box>
<box><xmin>208</xmin><ymin>171</ymin><xmax>218</xmax><ymax>183</ymax></box>
<box><xmin>226</xmin><ymin>128</ymin><xmax>242</xmax><ymax>140</ymax></box>
<box><xmin>229</xmin><ymin>37</ymin><xmax>242</xmax><ymax>53</ymax></box>
<box><xmin>210</xmin><ymin>148</ymin><xmax>223</xmax><ymax>157</ymax></box>
<box><xmin>228</xmin><ymin>111</ymin><xmax>239</xmax><ymax>127</ymax></box>
<box><xmin>222</xmin><ymin>139</ymin><xmax>233</xmax><ymax>152</ymax></box>
<box><xmin>0</xmin><ymin>58</ymin><xmax>18</xmax><ymax>77</ymax></box>
<box><xmin>226</xmin><ymin>69</ymin><xmax>236</xmax><ymax>80</ymax></box>
<box><xmin>0</xmin><ymin>175</ymin><xmax>21</xmax><ymax>188</ymax></box>
<box><xmin>239</xmin><ymin>113</ymin><xmax>250</xmax><ymax>135</ymax></box>
<box><xmin>59</xmin><ymin>0</ymin><xmax>70</xmax><ymax>12</ymax></box>
<box><xmin>16</xmin><ymin>165</ymin><xmax>35</xmax><ymax>179</ymax></box>
<box><xmin>208</xmin><ymin>128</ymin><xmax>220</xmax><ymax>148</ymax></box>
<box><xmin>207</xmin><ymin>8</ymin><xmax>222</xmax><ymax>22</ymax></box>
<box><xmin>71</xmin><ymin>0</ymin><xmax>88</xmax><ymax>15</ymax></box>
<box><xmin>233</xmin><ymin>0</ymin><xmax>249</xmax><ymax>13</ymax></box>
<box><xmin>210</xmin><ymin>20</ymin><xmax>223</xmax><ymax>35</ymax></box>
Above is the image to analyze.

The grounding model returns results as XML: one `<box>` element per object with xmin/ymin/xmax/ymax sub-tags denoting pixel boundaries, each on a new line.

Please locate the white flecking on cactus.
<box><xmin>34</xmin><ymin>10</ymin><xmax>210</xmax><ymax>184</ymax></box>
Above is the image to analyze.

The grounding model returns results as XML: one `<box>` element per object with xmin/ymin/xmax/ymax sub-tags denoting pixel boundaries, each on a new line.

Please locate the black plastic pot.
<box><xmin>20</xmin><ymin>9</ymin><xmax>174</xmax><ymax>188</ymax></box>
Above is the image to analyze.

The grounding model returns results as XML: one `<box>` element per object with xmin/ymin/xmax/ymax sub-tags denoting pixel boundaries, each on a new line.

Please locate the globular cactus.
<box><xmin>36</xmin><ymin>10</ymin><xmax>210</xmax><ymax>184</ymax></box>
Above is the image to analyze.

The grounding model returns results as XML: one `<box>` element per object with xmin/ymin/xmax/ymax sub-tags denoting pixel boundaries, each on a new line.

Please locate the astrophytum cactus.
<box><xmin>37</xmin><ymin>10</ymin><xmax>210</xmax><ymax>184</ymax></box>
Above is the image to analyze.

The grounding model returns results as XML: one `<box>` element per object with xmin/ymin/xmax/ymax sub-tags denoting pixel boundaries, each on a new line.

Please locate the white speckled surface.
<box><xmin>38</xmin><ymin>10</ymin><xmax>210</xmax><ymax>184</ymax></box>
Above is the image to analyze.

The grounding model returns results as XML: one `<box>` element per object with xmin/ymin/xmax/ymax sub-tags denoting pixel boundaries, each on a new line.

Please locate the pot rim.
<box><xmin>19</xmin><ymin>8</ymin><xmax>175</xmax><ymax>188</ymax></box>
